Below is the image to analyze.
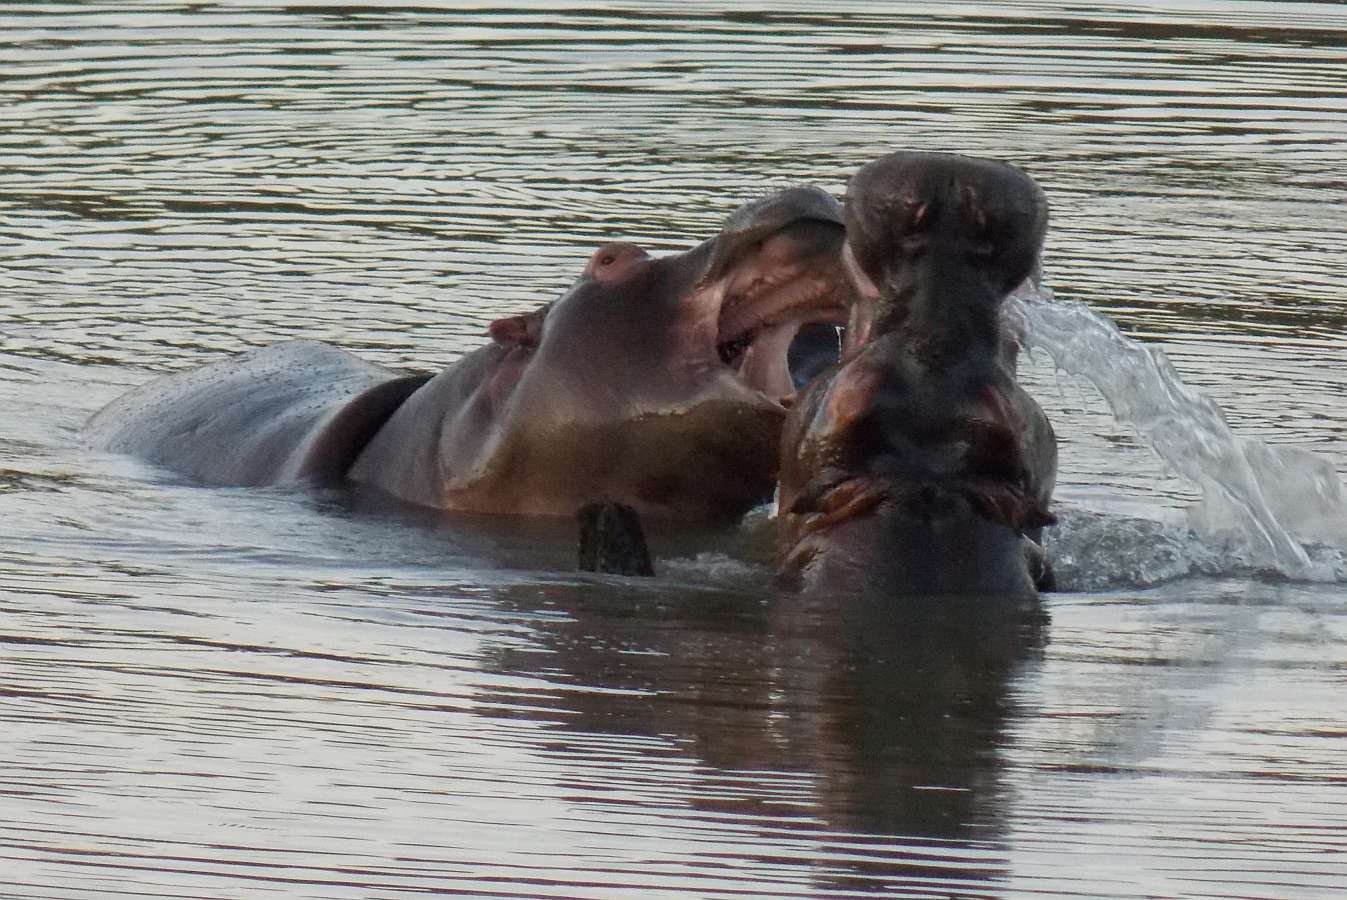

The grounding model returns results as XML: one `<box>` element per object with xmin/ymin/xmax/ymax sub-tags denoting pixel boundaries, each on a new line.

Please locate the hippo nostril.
<box><xmin>903</xmin><ymin>197</ymin><xmax>933</xmax><ymax>230</ymax></box>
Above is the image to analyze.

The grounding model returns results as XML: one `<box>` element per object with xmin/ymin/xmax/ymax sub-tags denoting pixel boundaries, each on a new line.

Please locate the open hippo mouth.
<box><xmin>715</xmin><ymin>260</ymin><xmax>849</xmax><ymax>397</ymax></box>
<box><xmin>700</xmin><ymin>187</ymin><xmax>856</xmax><ymax>403</ymax></box>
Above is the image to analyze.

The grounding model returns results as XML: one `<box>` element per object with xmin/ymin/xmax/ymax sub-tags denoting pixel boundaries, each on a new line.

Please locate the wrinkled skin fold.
<box><xmin>88</xmin><ymin>187</ymin><xmax>854</xmax><ymax>523</ymax></box>
<box><xmin>778</xmin><ymin>151</ymin><xmax>1058</xmax><ymax>599</ymax></box>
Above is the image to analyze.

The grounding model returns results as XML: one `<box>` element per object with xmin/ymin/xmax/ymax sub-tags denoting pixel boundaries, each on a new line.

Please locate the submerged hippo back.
<box><xmin>87</xmin><ymin>341</ymin><xmax>428</xmax><ymax>486</ymax></box>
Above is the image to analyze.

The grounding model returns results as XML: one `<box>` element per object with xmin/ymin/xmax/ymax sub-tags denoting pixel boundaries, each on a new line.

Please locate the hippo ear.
<box><xmin>488</xmin><ymin>308</ymin><xmax>546</xmax><ymax>349</ymax></box>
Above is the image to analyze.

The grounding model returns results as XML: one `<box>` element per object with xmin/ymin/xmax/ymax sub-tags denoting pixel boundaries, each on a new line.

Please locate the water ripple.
<box><xmin>3</xmin><ymin>2</ymin><xmax>1346</xmax><ymax>898</ymax></box>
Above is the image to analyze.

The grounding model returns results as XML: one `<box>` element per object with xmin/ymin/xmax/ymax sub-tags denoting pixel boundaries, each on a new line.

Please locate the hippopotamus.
<box><xmin>87</xmin><ymin>187</ymin><xmax>853</xmax><ymax>523</ymax></box>
<box><xmin>777</xmin><ymin>152</ymin><xmax>1058</xmax><ymax>598</ymax></box>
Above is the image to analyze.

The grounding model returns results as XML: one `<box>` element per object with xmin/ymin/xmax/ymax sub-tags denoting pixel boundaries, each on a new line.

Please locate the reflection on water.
<box><xmin>483</xmin><ymin>585</ymin><xmax>1047</xmax><ymax>895</ymax></box>
<box><xmin>2</xmin><ymin>2</ymin><xmax>1347</xmax><ymax>898</ymax></box>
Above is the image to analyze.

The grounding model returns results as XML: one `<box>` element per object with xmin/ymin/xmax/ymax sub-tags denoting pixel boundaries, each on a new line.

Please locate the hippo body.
<box><xmin>778</xmin><ymin>152</ymin><xmax>1058</xmax><ymax>599</ymax></box>
<box><xmin>779</xmin><ymin>326</ymin><xmax>1056</xmax><ymax>598</ymax></box>
<box><xmin>89</xmin><ymin>187</ymin><xmax>853</xmax><ymax>524</ymax></box>
<box><xmin>87</xmin><ymin>340</ymin><xmax>430</xmax><ymax>486</ymax></box>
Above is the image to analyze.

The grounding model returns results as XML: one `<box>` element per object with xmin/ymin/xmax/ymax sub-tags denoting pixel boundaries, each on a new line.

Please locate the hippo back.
<box><xmin>87</xmin><ymin>340</ymin><xmax>429</xmax><ymax>486</ymax></box>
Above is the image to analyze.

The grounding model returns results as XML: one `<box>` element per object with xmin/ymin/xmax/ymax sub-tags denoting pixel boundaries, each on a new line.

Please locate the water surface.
<box><xmin>2</xmin><ymin>3</ymin><xmax>1346</xmax><ymax>897</ymax></box>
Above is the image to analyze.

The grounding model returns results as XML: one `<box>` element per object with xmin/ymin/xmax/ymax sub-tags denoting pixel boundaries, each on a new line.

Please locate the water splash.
<box><xmin>1045</xmin><ymin>507</ymin><xmax>1346</xmax><ymax>591</ymax></box>
<box><xmin>1006</xmin><ymin>283</ymin><xmax>1347</xmax><ymax>583</ymax></box>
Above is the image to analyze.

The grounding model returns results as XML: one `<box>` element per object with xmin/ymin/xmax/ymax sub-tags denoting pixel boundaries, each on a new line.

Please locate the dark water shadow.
<box><xmin>478</xmin><ymin>578</ymin><xmax>1049</xmax><ymax>894</ymax></box>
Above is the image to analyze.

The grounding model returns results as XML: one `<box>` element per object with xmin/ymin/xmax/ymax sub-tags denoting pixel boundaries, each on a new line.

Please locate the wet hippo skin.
<box><xmin>88</xmin><ymin>187</ymin><xmax>854</xmax><ymax>523</ymax></box>
<box><xmin>778</xmin><ymin>152</ymin><xmax>1058</xmax><ymax>598</ymax></box>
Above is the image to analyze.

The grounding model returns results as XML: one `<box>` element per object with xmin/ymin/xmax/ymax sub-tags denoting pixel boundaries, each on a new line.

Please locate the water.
<box><xmin>3</xmin><ymin>2</ymin><xmax>1347</xmax><ymax>897</ymax></box>
<box><xmin>1010</xmin><ymin>285</ymin><xmax>1347</xmax><ymax>584</ymax></box>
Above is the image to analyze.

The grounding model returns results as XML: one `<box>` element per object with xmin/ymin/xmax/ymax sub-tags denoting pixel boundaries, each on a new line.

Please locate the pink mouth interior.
<box><xmin>713</xmin><ymin>229</ymin><xmax>852</xmax><ymax>402</ymax></box>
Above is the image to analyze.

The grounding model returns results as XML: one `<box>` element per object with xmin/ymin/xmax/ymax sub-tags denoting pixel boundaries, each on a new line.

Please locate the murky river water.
<box><xmin>3</xmin><ymin>2</ymin><xmax>1346</xmax><ymax>897</ymax></box>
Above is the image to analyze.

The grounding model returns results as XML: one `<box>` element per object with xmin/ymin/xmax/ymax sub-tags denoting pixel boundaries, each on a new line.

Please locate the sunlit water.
<box><xmin>2</xmin><ymin>2</ymin><xmax>1346</xmax><ymax>898</ymax></box>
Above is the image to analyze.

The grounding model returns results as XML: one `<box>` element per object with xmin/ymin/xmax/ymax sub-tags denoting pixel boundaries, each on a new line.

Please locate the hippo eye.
<box><xmin>586</xmin><ymin>241</ymin><xmax>650</xmax><ymax>280</ymax></box>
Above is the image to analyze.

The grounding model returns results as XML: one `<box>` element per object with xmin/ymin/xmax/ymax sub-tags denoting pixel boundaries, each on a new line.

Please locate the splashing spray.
<box><xmin>1006</xmin><ymin>282</ymin><xmax>1346</xmax><ymax>582</ymax></box>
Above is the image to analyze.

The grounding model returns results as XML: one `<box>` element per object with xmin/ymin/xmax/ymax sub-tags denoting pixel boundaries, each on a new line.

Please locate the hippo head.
<box><xmin>357</xmin><ymin>187</ymin><xmax>854</xmax><ymax>523</ymax></box>
<box><xmin>841</xmin><ymin>151</ymin><xmax>1047</xmax><ymax>358</ymax></box>
<box><xmin>777</xmin><ymin>152</ymin><xmax>1057</xmax><ymax>597</ymax></box>
<box><xmin>524</xmin><ymin>186</ymin><xmax>852</xmax><ymax>416</ymax></box>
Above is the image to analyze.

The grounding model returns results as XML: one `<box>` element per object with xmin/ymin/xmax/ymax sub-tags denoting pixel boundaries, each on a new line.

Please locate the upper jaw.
<box><xmin>698</xmin><ymin>194</ymin><xmax>855</xmax><ymax>403</ymax></box>
<box><xmin>702</xmin><ymin>186</ymin><xmax>846</xmax><ymax>284</ymax></box>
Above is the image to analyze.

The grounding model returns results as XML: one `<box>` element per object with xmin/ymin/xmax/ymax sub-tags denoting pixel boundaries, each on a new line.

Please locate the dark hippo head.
<box><xmin>778</xmin><ymin>152</ymin><xmax>1057</xmax><ymax>598</ymax></box>
<box><xmin>349</xmin><ymin>186</ymin><xmax>854</xmax><ymax>522</ymax></box>
<box><xmin>840</xmin><ymin>151</ymin><xmax>1047</xmax><ymax>358</ymax></box>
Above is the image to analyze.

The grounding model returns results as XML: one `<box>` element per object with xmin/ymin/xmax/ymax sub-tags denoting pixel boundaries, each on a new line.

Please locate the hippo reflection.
<box><xmin>480</xmin><ymin>577</ymin><xmax>1047</xmax><ymax>892</ymax></box>
<box><xmin>88</xmin><ymin>188</ymin><xmax>853</xmax><ymax>523</ymax></box>
<box><xmin>778</xmin><ymin>152</ymin><xmax>1058</xmax><ymax>598</ymax></box>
